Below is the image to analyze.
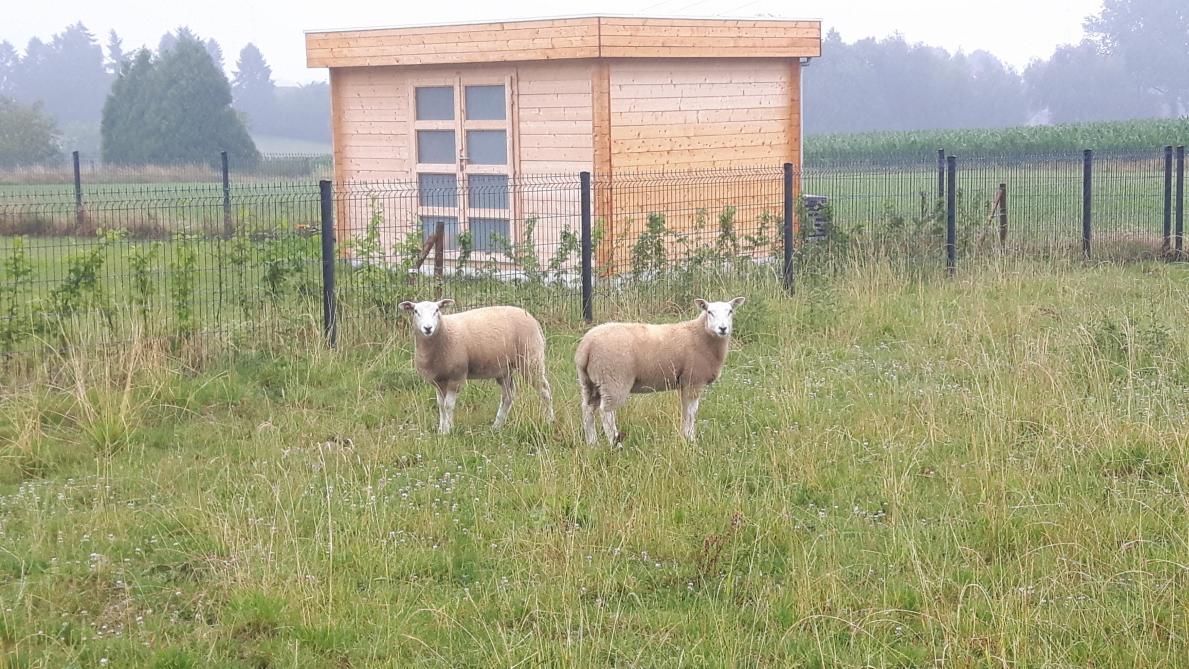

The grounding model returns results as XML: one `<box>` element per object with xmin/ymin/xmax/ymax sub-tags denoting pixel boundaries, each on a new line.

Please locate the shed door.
<box><xmin>413</xmin><ymin>76</ymin><xmax>514</xmax><ymax>257</ymax></box>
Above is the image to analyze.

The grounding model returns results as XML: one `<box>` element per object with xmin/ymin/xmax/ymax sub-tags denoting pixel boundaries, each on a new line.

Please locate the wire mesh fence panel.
<box><xmin>590</xmin><ymin>167</ymin><xmax>787</xmax><ymax>320</ymax></box>
<box><xmin>1091</xmin><ymin>150</ymin><xmax>1168</xmax><ymax>260</ymax></box>
<box><xmin>0</xmin><ymin>153</ymin><xmax>333</xmax><ymax>188</ymax></box>
<box><xmin>0</xmin><ymin>183</ymin><xmax>323</xmax><ymax>359</ymax></box>
<box><xmin>330</xmin><ymin>174</ymin><xmax>584</xmax><ymax>345</ymax></box>
<box><xmin>2</xmin><ymin>152</ymin><xmax>1185</xmax><ymax>360</ymax></box>
<box><xmin>801</xmin><ymin>156</ymin><xmax>945</xmax><ymax>271</ymax></box>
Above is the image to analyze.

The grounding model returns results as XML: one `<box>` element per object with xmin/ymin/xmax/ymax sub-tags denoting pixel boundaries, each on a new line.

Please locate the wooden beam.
<box><xmin>592</xmin><ymin>60</ymin><xmax>613</xmax><ymax>273</ymax></box>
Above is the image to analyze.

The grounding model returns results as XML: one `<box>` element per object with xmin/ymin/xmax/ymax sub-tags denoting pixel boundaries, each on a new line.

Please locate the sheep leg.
<box><xmin>579</xmin><ymin>373</ymin><xmax>598</xmax><ymax>445</ymax></box>
<box><xmin>599</xmin><ymin>395</ymin><xmax>621</xmax><ymax>447</ymax></box>
<box><xmin>439</xmin><ymin>383</ymin><xmax>460</xmax><ymax>434</ymax></box>
<box><xmin>493</xmin><ymin>376</ymin><xmax>516</xmax><ymax>429</ymax></box>
<box><xmin>434</xmin><ymin>386</ymin><xmax>448</xmax><ymax>433</ymax></box>
<box><xmin>680</xmin><ymin>385</ymin><xmax>703</xmax><ymax>442</ymax></box>
<box><xmin>536</xmin><ymin>370</ymin><xmax>555</xmax><ymax>423</ymax></box>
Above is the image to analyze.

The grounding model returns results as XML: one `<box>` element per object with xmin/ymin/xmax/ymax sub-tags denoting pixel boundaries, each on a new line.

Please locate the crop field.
<box><xmin>1</xmin><ymin>258</ymin><xmax>1186</xmax><ymax>667</ymax></box>
<box><xmin>805</xmin><ymin>118</ymin><xmax>1189</xmax><ymax>163</ymax></box>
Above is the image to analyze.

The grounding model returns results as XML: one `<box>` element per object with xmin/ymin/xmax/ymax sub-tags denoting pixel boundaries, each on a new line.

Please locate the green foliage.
<box><xmin>497</xmin><ymin>216</ymin><xmax>542</xmax><ymax>281</ymax></box>
<box><xmin>44</xmin><ymin>230</ymin><xmax>121</xmax><ymax>333</ymax></box>
<box><xmin>715</xmin><ymin>206</ymin><xmax>739</xmax><ymax>259</ymax></box>
<box><xmin>0</xmin><ymin>97</ymin><xmax>61</xmax><ymax>168</ymax></box>
<box><xmin>261</xmin><ymin>222</ymin><xmax>317</xmax><ymax>301</ymax></box>
<box><xmin>806</xmin><ymin>118</ymin><xmax>1189</xmax><ymax>163</ymax></box>
<box><xmin>630</xmin><ymin>213</ymin><xmax>670</xmax><ymax>276</ymax></box>
<box><xmin>0</xmin><ymin>237</ymin><xmax>34</xmax><ymax>352</ymax></box>
<box><xmin>101</xmin><ymin>31</ymin><xmax>259</xmax><ymax>167</ymax></box>
<box><xmin>169</xmin><ymin>235</ymin><xmax>199</xmax><ymax>335</ymax></box>
<box><xmin>546</xmin><ymin>225</ymin><xmax>580</xmax><ymax>281</ymax></box>
<box><xmin>129</xmin><ymin>242</ymin><xmax>159</xmax><ymax>328</ymax></box>
<box><xmin>456</xmin><ymin>229</ymin><xmax>474</xmax><ymax>273</ymax></box>
<box><xmin>345</xmin><ymin>198</ymin><xmax>411</xmax><ymax>313</ymax></box>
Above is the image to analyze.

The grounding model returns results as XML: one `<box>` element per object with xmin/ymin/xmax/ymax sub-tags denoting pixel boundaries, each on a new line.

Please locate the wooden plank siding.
<box><xmin>601</xmin><ymin>59</ymin><xmax>796</xmax><ymax>267</ymax></box>
<box><xmin>311</xmin><ymin>17</ymin><xmax>819</xmax><ymax>269</ymax></box>
<box><xmin>306</xmin><ymin>17</ymin><xmax>820</xmax><ymax>68</ymax></box>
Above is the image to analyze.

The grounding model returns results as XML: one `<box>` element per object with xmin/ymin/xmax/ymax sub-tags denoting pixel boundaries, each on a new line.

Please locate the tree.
<box><xmin>1024</xmin><ymin>40</ymin><xmax>1159</xmax><ymax>123</ymax></box>
<box><xmin>1086</xmin><ymin>0</ymin><xmax>1189</xmax><ymax>115</ymax></box>
<box><xmin>271</xmin><ymin>83</ymin><xmax>331</xmax><ymax>141</ymax></box>
<box><xmin>9</xmin><ymin>24</ymin><xmax>109</xmax><ymax>125</ymax></box>
<box><xmin>804</xmin><ymin>31</ymin><xmax>1027</xmax><ymax>135</ymax></box>
<box><xmin>232</xmin><ymin>43</ymin><xmax>276</xmax><ymax>132</ymax></box>
<box><xmin>102</xmin><ymin>34</ymin><xmax>258</xmax><ymax>166</ymax></box>
<box><xmin>0</xmin><ymin>96</ymin><xmax>61</xmax><ymax>167</ymax></box>
<box><xmin>205</xmin><ymin>38</ymin><xmax>225</xmax><ymax>73</ymax></box>
<box><xmin>0</xmin><ymin>41</ymin><xmax>18</xmax><ymax>99</ymax></box>
<box><xmin>105</xmin><ymin>31</ymin><xmax>125</xmax><ymax>76</ymax></box>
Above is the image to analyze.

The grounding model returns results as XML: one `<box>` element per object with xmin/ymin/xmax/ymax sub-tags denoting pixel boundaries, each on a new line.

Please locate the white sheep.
<box><xmin>574</xmin><ymin>297</ymin><xmax>745</xmax><ymax>445</ymax></box>
<box><xmin>399</xmin><ymin>299</ymin><xmax>554</xmax><ymax>433</ymax></box>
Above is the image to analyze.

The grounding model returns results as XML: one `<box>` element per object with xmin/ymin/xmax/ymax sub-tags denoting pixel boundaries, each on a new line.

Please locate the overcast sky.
<box><xmin>5</xmin><ymin>0</ymin><xmax>1104</xmax><ymax>85</ymax></box>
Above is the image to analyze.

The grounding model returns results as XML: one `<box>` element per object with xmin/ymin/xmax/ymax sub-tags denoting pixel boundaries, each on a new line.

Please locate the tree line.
<box><xmin>806</xmin><ymin>0</ymin><xmax>1187</xmax><ymax>134</ymax></box>
<box><xmin>0</xmin><ymin>24</ymin><xmax>329</xmax><ymax>167</ymax></box>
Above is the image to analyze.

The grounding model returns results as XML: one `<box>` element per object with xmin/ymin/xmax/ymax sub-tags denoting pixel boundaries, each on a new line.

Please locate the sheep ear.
<box><xmin>437</xmin><ymin>299</ymin><xmax>455</xmax><ymax>309</ymax></box>
<box><xmin>729</xmin><ymin>296</ymin><xmax>746</xmax><ymax>308</ymax></box>
<box><xmin>398</xmin><ymin>301</ymin><xmax>415</xmax><ymax>312</ymax></box>
<box><xmin>694</xmin><ymin>299</ymin><xmax>708</xmax><ymax>311</ymax></box>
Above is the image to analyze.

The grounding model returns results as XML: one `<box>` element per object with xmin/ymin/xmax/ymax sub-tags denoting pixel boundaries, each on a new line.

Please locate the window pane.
<box><xmin>466</xmin><ymin>130</ymin><xmax>506</xmax><ymax>165</ymax></box>
<box><xmin>467</xmin><ymin>175</ymin><xmax>509</xmax><ymax>210</ymax></box>
<box><xmin>465</xmin><ymin>85</ymin><xmax>506</xmax><ymax>120</ymax></box>
<box><xmin>418</xmin><ymin>174</ymin><xmax>458</xmax><ymax>208</ymax></box>
<box><xmin>415</xmin><ymin>87</ymin><xmax>454</xmax><ymax>121</ymax></box>
<box><xmin>421</xmin><ymin>216</ymin><xmax>458</xmax><ymax>251</ymax></box>
<box><xmin>469</xmin><ymin>218</ymin><xmax>510</xmax><ymax>252</ymax></box>
<box><xmin>417</xmin><ymin>130</ymin><xmax>456</xmax><ymax>165</ymax></box>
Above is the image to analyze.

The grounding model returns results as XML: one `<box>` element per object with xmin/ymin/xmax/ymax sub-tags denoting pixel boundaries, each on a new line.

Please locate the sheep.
<box><xmin>398</xmin><ymin>299</ymin><xmax>554</xmax><ymax>434</ymax></box>
<box><xmin>574</xmin><ymin>297</ymin><xmax>746</xmax><ymax>445</ymax></box>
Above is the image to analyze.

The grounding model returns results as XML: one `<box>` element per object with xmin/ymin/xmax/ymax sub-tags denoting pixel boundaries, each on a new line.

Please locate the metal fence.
<box><xmin>0</xmin><ymin>151</ymin><xmax>334</xmax><ymax>187</ymax></box>
<box><xmin>1</xmin><ymin>148</ymin><xmax>1185</xmax><ymax>358</ymax></box>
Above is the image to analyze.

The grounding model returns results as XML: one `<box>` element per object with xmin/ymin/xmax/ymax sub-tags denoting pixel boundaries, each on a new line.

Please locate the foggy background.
<box><xmin>0</xmin><ymin>0</ymin><xmax>1185</xmax><ymax>156</ymax></box>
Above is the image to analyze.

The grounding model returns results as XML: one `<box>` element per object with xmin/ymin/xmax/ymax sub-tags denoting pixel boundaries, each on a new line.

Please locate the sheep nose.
<box><xmin>717</xmin><ymin>326</ymin><xmax>728</xmax><ymax>335</ymax></box>
<box><xmin>422</xmin><ymin>326</ymin><xmax>433</xmax><ymax>335</ymax></box>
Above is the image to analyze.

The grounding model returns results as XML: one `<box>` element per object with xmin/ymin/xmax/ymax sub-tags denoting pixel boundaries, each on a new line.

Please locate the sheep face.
<box><xmin>399</xmin><ymin>299</ymin><xmax>455</xmax><ymax>337</ymax></box>
<box><xmin>695</xmin><ymin>297</ymin><xmax>746</xmax><ymax>338</ymax></box>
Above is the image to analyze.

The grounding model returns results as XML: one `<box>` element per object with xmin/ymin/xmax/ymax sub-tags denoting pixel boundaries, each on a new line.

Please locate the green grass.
<box><xmin>805</xmin><ymin>118</ymin><xmax>1189</xmax><ymax>163</ymax></box>
<box><xmin>1</xmin><ymin>258</ymin><xmax>1186</xmax><ymax>666</ymax></box>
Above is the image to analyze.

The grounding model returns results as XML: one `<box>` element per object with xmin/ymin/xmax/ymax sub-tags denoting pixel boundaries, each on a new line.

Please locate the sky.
<box><xmin>4</xmin><ymin>0</ymin><xmax>1104</xmax><ymax>85</ymax></box>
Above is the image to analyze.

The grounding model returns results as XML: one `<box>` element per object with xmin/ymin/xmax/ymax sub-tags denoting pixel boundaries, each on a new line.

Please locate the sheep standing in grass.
<box><xmin>575</xmin><ymin>297</ymin><xmax>746</xmax><ymax>445</ymax></box>
<box><xmin>399</xmin><ymin>299</ymin><xmax>554</xmax><ymax>434</ymax></box>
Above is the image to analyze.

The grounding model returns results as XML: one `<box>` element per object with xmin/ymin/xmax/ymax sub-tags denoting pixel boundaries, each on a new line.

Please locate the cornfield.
<box><xmin>806</xmin><ymin>118</ymin><xmax>1189</xmax><ymax>164</ymax></box>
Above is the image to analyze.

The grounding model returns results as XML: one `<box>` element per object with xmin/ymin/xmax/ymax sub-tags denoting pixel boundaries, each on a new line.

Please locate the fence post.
<box><xmin>937</xmin><ymin>149</ymin><xmax>945</xmax><ymax>211</ymax></box>
<box><xmin>1177</xmin><ymin>146</ymin><xmax>1185</xmax><ymax>259</ymax></box>
<box><xmin>782</xmin><ymin>162</ymin><xmax>795</xmax><ymax>293</ymax></box>
<box><xmin>1163</xmin><ymin>146</ymin><xmax>1173</xmax><ymax>255</ymax></box>
<box><xmin>1082</xmin><ymin>149</ymin><xmax>1093</xmax><ymax>261</ymax></box>
<box><xmin>72</xmin><ymin>150</ymin><xmax>84</xmax><ymax>227</ymax></box>
<box><xmin>998</xmin><ymin>183</ymin><xmax>1008</xmax><ymax>248</ymax></box>
<box><xmin>221</xmin><ymin>151</ymin><xmax>233</xmax><ymax>238</ymax></box>
<box><xmin>319</xmin><ymin>180</ymin><xmax>337</xmax><ymax>348</ymax></box>
<box><xmin>946</xmin><ymin>155</ymin><xmax>957</xmax><ymax>277</ymax></box>
<box><xmin>433</xmin><ymin>220</ymin><xmax>445</xmax><ymax>297</ymax></box>
<box><xmin>580</xmin><ymin>171</ymin><xmax>594</xmax><ymax>323</ymax></box>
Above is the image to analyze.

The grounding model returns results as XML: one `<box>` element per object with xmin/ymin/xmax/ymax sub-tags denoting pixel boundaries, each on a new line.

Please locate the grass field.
<box><xmin>1</xmin><ymin>258</ymin><xmax>1186</xmax><ymax>667</ymax></box>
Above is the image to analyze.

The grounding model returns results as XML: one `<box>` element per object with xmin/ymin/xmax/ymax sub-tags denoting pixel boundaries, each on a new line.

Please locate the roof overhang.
<box><xmin>306</xmin><ymin>15</ymin><xmax>822</xmax><ymax>69</ymax></box>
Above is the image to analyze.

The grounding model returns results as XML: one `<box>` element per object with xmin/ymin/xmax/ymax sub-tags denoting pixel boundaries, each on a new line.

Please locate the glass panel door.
<box><xmin>461</xmin><ymin>78</ymin><xmax>512</xmax><ymax>256</ymax></box>
<box><xmin>413</xmin><ymin>77</ymin><xmax>513</xmax><ymax>258</ymax></box>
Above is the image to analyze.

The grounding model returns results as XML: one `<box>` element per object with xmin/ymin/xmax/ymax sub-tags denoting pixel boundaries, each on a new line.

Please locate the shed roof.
<box><xmin>306</xmin><ymin>16</ymin><xmax>821</xmax><ymax>69</ymax></box>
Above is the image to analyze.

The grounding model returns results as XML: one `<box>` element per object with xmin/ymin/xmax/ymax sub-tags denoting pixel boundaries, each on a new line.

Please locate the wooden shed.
<box><xmin>305</xmin><ymin>16</ymin><xmax>822</xmax><ymax>269</ymax></box>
